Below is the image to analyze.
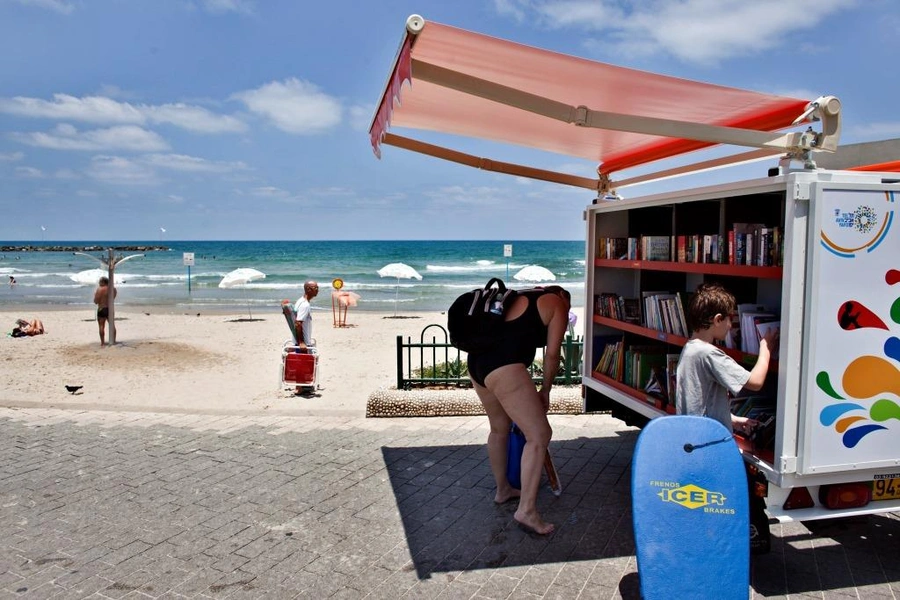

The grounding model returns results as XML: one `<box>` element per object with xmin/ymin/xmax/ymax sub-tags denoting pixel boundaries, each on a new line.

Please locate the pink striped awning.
<box><xmin>369</xmin><ymin>18</ymin><xmax>814</xmax><ymax>179</ymax></box>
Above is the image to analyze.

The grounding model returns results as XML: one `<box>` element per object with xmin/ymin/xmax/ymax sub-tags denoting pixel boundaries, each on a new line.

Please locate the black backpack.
<box><xmin>448</xmin><ymin>278</ymin><xmax>518</xmax><ymax>353</ymax></box>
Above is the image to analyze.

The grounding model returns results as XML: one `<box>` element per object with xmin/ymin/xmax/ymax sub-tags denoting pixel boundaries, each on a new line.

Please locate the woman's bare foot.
<box><xmin>494</xmin><ymin>487</ymin><xmax>521</xmax><ymax>504</ymax></box>
<box><xmin>514</xmin><ymin>509</ymin><xmax>554</xmax><ymax>535</ymax></box>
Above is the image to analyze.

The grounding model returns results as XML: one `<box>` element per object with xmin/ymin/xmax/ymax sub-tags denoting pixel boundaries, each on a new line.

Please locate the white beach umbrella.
<box><xmin>219</xmin><ymin>267</ymin><xmax>266</xmax><ymax>319</ymax></box>
<box><xmin>514</xmin><ymin>265</ymin><xmax>556</xmax><ymax>283</ymax></box>
<box><xmin>377</xmin><ymin>262</ymin><xmax>422</xmax><ymax>316</ymax></box>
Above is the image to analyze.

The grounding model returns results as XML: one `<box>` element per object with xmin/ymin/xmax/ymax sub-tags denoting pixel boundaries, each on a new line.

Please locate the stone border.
<box><xmin>366</xmin><ymin>386</ymin><xmax>583</xmax><ymax>418</ymax></box>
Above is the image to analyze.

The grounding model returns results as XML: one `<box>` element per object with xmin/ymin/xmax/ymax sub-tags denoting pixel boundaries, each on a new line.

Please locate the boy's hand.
<box><xmin>760</xmin><ymin>328</ymin><xmax>779</xmax><ymax>352</ymax></box>
<box><xmin>733</xmin><ymin>416</ymin><xmax>758</xmax><ymax>435</ymax></box>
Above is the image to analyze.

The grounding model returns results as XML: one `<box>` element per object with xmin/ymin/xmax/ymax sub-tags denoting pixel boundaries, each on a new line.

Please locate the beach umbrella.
<box><xmin>514</xmin><ymin>265</ymin><xmax>556</xmax><ymax>283</ymax></box>
<box><xmin>377</xmin><ymin>262</ymin><xmax>422</xmax><ymax>316</ymax></box>
<box><xmin>219</xmin><ymin>267</ymin><xmax>266</xmax><ymax>319</ymax></box>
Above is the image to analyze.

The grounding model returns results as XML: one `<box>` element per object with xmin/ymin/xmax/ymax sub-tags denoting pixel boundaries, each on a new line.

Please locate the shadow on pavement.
<box><xmin>751</xmin><ymin>513</ymin><xmax>900</xmax><ymax>596</ymax></box>
<box><xmin>381</xmin><ymin>432</ymin><xmax>639</xmax><ymax>581</ymax></box>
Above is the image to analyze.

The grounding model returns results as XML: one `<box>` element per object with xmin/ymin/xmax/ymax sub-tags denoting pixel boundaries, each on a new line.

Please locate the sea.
<box><xmin>0</xmin><ymin>240</ymin><xmax>586</xmax><ymax>313</ymax></box>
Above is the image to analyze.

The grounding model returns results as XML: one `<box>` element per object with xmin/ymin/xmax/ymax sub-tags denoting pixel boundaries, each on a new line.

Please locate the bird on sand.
<box><xmin>65</xmin><ymin>385</ymin><xmax>83</xmax><ymax>394</ymax></box>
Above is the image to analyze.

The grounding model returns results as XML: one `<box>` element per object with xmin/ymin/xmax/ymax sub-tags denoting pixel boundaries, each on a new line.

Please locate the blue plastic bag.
<box><xmin>506</xmin><ymin>423</ymin><xmax>526</xmax><ymax>489</ymax></box>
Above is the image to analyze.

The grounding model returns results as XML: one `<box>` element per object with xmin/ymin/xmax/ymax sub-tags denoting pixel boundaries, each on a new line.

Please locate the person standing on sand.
<box><xmin>293</xmin><ymin>280</ymin><xmax>319</xmax><ymax>350</ymax></box>
<box><xmin>467</xmin><ymin>285</ymin><xmax>571</xmax><ymax>536</ymax></box>
<box><xmin>93</xmin><ymin>276</ymin><xmax>117</xmax><ymax>346</ymax></box>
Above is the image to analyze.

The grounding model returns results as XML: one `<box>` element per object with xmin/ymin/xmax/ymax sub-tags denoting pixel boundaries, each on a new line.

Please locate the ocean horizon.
<box><xmin>1</xmin><ymin>240</ymin><xmax>587</xmax><ymax>313</ymax></box>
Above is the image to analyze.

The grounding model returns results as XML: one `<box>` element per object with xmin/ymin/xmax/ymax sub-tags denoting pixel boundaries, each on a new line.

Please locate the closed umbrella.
<box><xmin>219</xmin><ymin>267</ymin><xmax>266</xmax><ymax>320</ymax></box>
<box><xmin>377</xmin><ymin>262</ymin><xmax>422</xmax><ymax>316</ymax></box>
<box><xmin>514</xmin><ymin>265</ymin><xmax>556</xmax><ymax>283</ymax></box>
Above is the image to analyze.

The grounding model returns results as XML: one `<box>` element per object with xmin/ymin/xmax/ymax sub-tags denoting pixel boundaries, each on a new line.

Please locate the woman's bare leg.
<box><xmin>485</xmin><ymin>364</ymin><xmax>554</xmax><ymax>534</ymax></box>
<box><xmin>472</xmin><ymin>380</ymin><xmax>519</xmax><ymax>504</ymax></box>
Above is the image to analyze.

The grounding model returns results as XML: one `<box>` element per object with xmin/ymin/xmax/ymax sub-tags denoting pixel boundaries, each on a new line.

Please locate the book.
<box><xmin>622</xmin><ymin>297</ymin><xmax>642</xmax><ymax>324</ymax></box>
<box><xmin>666</xmin><ymin>353</ymin><xmax>680</xmax><ymax>407</ymax></box>
<box><xmin>755</xmin><ymin>320</ymin><xmax>781</xmax><ymax>359</ymax></box>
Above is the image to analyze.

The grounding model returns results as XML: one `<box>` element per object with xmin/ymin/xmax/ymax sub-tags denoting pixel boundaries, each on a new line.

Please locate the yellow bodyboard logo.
<box><xmin>656</xmin><ymin>483</ymin><xmax>726</xmax><ymax>510</ymax></box>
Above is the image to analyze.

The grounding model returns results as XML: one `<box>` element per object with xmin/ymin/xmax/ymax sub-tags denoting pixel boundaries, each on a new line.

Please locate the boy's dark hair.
<box><xmin>687</xmin><ymin>283</ymin><xmax>736</xmax><ymax>332</ymax></box>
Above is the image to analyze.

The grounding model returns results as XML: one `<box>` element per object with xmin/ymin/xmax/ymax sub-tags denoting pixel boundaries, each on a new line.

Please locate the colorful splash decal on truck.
<box><xmin>820</xmin><ymin>190</ymin><xmax>894</xmax><ymax>258</ymax></box>
<box><xmin>816</xmin><ymin>268</ymin><xmax>900</xmax><ymax>448</ymax></box>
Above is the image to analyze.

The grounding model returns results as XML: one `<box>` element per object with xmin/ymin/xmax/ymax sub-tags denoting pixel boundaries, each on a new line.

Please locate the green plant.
<box><xmin>413</xmin><ymin>358</ymin><xmax>469</xmax><ymax>379</ymax></box>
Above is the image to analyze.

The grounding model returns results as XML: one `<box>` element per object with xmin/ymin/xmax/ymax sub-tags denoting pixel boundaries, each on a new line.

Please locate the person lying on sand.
<box><xmin>11</xmin><ymin>318</ymin><xmax>45</xmax><ymax>337</ymax></box>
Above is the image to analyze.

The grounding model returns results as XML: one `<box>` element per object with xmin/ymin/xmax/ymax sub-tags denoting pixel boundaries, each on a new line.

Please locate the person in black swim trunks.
<box><xmin>93</xmin><ymin>276</ymin><xmax>117</xmax><ymax>346</ymax></box>
<box><xmin>467</xmin><ymin>285</ymin><xmax>570</xmax><ymax>535</ymax></box>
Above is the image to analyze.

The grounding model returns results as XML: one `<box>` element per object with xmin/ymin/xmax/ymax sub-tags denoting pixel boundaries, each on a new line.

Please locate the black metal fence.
<box><xmin>396</xmin><ymin>324</ymin><xmax>583</xmax><ymax>390</ymax></box>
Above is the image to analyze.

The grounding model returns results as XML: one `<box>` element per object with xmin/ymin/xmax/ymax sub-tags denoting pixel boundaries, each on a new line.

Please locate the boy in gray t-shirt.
<box><xmin>675</xmin><ymin>282</ymin><xmax>779</xmax><ymax>554</ymax></box>
<box><xmin>676</xmin><ymin>283</ymin><xmax>777</xmax><ymax>434</ymax></box>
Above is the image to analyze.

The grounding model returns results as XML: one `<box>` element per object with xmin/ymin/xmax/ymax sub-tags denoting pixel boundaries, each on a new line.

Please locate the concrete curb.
<box><xmin>366</xmin><ymin>386</ymin><xmax>583</xmax><ymax>418</ymax></box>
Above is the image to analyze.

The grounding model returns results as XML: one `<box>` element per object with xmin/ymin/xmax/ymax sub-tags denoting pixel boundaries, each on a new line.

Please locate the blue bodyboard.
<box><xmin>632</xmin><ymin>416</ymin><xmax>749</xmax><ymax>599</ymax></box>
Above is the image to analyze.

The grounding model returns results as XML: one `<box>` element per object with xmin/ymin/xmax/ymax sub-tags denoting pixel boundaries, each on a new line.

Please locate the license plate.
<box><xmin>872</xmin><ymin>477</ymin><xmax>900</xmax><ymax>501</ymax></box>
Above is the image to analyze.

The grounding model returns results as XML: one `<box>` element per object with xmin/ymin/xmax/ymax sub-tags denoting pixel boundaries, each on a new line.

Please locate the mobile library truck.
<box><xmin>369</xmin><ymin>15</ymin><xmax>900</xmax><ymax>521</ymax></box>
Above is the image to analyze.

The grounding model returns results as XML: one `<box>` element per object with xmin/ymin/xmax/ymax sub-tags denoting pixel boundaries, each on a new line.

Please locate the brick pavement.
<box><xmin>0</xmin><ymin>407</ymin><xmax>898</xmax><ymax>599</ymax></box>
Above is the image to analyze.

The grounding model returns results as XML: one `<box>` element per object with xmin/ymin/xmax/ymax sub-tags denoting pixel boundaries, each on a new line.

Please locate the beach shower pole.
<box><xmin>74</xmin><ymin>249</ymin><xmax>144</xmax><ymax>346</ymax></box>
<box><xmin>504</xmin><ymin>244</ymin><xmax>513</xmax><ymax>280</ymax></box>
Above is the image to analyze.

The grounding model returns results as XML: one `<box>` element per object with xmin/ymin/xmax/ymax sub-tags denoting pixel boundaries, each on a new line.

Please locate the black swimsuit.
<box><xmin>467</xmin><ymin>290</ymin><xmax>550</xmax><ymax>386</ymax></box>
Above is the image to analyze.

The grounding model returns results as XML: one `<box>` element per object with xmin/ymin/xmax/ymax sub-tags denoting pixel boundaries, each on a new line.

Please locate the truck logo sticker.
<box><xmin>816</xmin><ymin>268</ymin><xmax>900</xmax><ymax>447</ymax></box>
<box><xmin>820</xmin><ymin>191</ymin><xmax>894</xmax><ymax>258</ymax></box>
<box><xmin>652</xmin><ymin>482</ymin><xmax>734</xmax><ymax>513</ymax></box>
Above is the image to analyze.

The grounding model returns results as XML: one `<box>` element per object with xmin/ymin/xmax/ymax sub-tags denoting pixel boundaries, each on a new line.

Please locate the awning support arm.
<box><xmin>382</xmin><ymin>133</ymin><xmax>601</xmax><ymax>191</ymax></box>
<box><xmin>412</xmin><ymin>59</ymin><xmax>841</xmax><ymax>157</ymax></box>
<box><xmin>612</xmin><ymin>148</ymin><xmax>786</xmax><ymax>190</ymax></box>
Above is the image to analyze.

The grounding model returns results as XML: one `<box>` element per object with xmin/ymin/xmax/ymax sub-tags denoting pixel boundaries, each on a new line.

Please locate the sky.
<box><xmin>0</xmin><ymin>0</ymin><xmax>897</xmax><ymax>241</ymax></box>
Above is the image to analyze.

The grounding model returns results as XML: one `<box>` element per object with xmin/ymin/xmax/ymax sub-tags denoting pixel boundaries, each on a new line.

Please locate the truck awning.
<box><xmin>369</xmin><ymin>16</ymin><xmax>840</xmax><ymax>190</ymax></box>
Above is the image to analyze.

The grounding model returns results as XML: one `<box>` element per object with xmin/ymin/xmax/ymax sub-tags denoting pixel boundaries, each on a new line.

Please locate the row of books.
<box><xmin>642</xmin><ymin>291</ymin><xmax>689</xmax><ymax>338</ymax></box>
<box><xmin>595</xmin><ymin>224</ymin><xmax>783</xmax><ymax>267</ymax></box>
<box><xmin>594</xmin><ymin>340</ymin><xmax>679</xmax><ymax>407</ymax></box>
<box><xmin>593</xmin><ymin>293</ymin><xmax>642</xmax><ymax>324</ymax></box>
<box><xmin>596</xmin><ymin>235</ymin><xmax>670</xmax><ymax>261</ymax></box>
<box><xmin>595</xmin><ymin>290</ymin><xmax>690</xmax><ymax>338</ymax></box>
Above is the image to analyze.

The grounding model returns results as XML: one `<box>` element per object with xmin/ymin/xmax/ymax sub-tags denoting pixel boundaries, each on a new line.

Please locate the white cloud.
<box><xmin>0</xmin><ymin>151</ymin><xmax>24</xmax><ymax>161</ymax></box>
<box><xmin>849</xmin><ymin>121</ymin><xmax>900</xmax><ymax>139</ymax></box>
<box><xmin>0</xmin><ymin>94</ymin><xmax>246</xmax><ymax>133</ymax></box>
<box><xmin>200</xmin><ymin>0</ymin><xmax>254</xmax><ymax>14</ymax></box>
<box><xmin>142</xmin><ymin>103</ymin><xmax>247</xmax><ymax>133</ymax></box>
<box><xmin>492</xmin><ymin>0</ymin><xmax>527</xmax><ymax>21</ymax></box>
<box><xmin>142</xmin><ymin>153</ymin><xmax>249</xmax><ymax>173</ymax></box>
<box><xmin>233</xmin><ymin>78</ymin><xmax>342</xmax><ymax>134</ymax></box>
<box><xmin>499</xmin><ymin>0</ymin><xmax>857</xmax><ymax>65</ymax></box>
<box><xmin>87</xmin><ymin>156</ymin><xmax>159</xmax><ymax>185</ymax></box>
<box><xmin>10</xmin><ymin>0</ymin><xmax>74</xmax><ymax>14</ymax></box>
<box><xmin>347</xmin><ymin>104</ymin><xmax>374</xmax><ymax>132</ymax></box>
<box><xmin>0</xmin><ymin>94</ymin><xmax>143</xmax><ymax>124</ymax></box>
<box><xmin>54</xmin><ymin>168</ymin><xmax>81</xmax><ymax>179</ymax></box>
<box><xmin>15</xmin><ymin>166</ymin><xmax>44</xmax><ymax>178</ymax></box>
<box><xmin>249</xmin><ymin>186</ymin><xmax>292</xmax><ymax>198</ymax></box>
<box><xmin>11</xmin><ymin>124</ymin><xmax>169</xmax><ymax>152</ymax></box>
<box><xmin>424</xmin><ymin>185</ymin><xmax>511</xmax><ymax>207</ymax></box>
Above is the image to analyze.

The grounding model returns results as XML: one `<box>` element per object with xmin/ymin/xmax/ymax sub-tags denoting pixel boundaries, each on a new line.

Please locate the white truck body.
<box><xmin>584</xmin><ymin>167</ymin><xmax>900</xmax><ymax>521</ymax></box>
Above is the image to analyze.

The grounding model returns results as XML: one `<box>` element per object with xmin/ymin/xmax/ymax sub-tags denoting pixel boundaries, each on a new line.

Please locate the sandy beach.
<box><xmin>1</xmin><ymin>305</ymin><xmax>586</xmax><ymax>417</ymax></box>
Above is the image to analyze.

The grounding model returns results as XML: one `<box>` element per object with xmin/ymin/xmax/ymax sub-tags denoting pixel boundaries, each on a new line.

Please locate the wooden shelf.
<box><xmin>593</xmin><ymin>315</ymin><xmax>688</xmax><ymax>345</ymax></box>
<box><xmin>592</xmin><ymin>314</ymin><xmax>775</xmax><ymax>369</ymax></box>
<box><xmin>594</xmin><ymin>259</ymin><xmax>783</xmax><ymax>279</ymax></box>
<box><xmin>591</xmin><ymin>371</ymin><xmax>660</xmax><ymax>407</ymax></box>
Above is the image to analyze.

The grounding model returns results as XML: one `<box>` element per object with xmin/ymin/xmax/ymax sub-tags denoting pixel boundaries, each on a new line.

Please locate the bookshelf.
<box><xmin>582</xmin><ymin>168</ymin><xmax>900</xmax><ymax>522</ymax></box>
<box><xmin>584</xmin><ymin>177</ymin><xmax>788</xmax><ymax>464</ymax></box>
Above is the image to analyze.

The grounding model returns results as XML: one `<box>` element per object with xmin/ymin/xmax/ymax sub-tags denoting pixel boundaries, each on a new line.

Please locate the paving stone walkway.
<box><xmin>0</xmin><ymin>407</ymin><xmax>898</xmax><ymax>599</ymax></box>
